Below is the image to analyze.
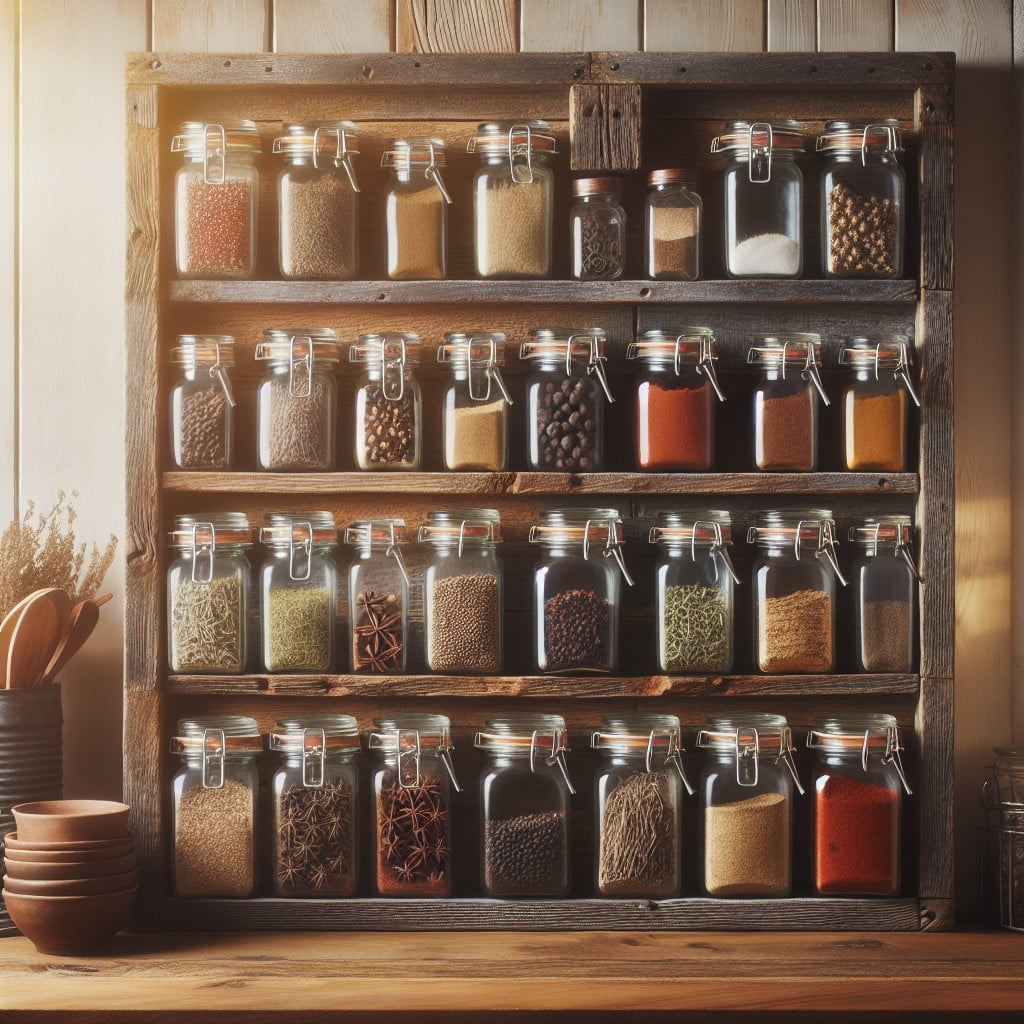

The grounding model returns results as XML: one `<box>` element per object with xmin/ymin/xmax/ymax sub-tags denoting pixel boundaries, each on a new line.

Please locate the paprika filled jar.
<box><xmin>808</xmin><ymin>714</ymin><xmax>911</xmax><ymax>895</ymax></box>
<box><xmin>629</xmin><ymin>328</ymin><xmax>725</xmax><ymax>471</ymax></box>
<box><xmin>170</xmin><ymin>335</ymin><xmax>235</xmax><ymax>470</ymax></box>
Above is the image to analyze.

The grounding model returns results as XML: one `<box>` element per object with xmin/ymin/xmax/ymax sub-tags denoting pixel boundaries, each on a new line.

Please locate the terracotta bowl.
<box><xmin>11</xmin><ymin>800</ymin><xmax>130</xmax><ymax>842</ymax></box>
<box><xmin>1</xmin><ymin>887</ymin><xmax>138</xmax><ymax>955</ymax></box>
<box><xmin>2</xmin><ymin>840</ymin><xmax>134</xmax><ymax>864</ymax></box>
<box><xmin>3</xmin><ymin>851</ymin><xmax>138</xmax><ymax>881</ymax></box>
<box><xmin>3</xmin><ymin>830</ymin><xmax>134</xmax><ymax>854</ymax></box>
<box><xmin>2</xmin><ymin>867</ymin><xmax>139</xmax><ymax>897</ymax></box>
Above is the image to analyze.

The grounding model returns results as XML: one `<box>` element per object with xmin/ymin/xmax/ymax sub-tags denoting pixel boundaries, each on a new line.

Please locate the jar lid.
<box><xmin>648</xmin><ymin>510</ymin><xmax>732</xmax><ymax>546</ymax></box>
<box><xmin>628</xmin><ymin>327</ymin><xmax>717</xmax><ymax>364</ymax></box>
<box><xmin>171</xmin><ymin>120</ymin><xmax>261</xmax><ymax>155</ymax></box>
<box><xmin>268</xmin><ymin>714</ymin><xmax>361</xmax><ymax>756</ymax></box>
<box><xmin>747</xmin><ymin>333</ymin><xmax>822</xmax><ymax>367</ymax></box>
<box><xmin>816</xmin><ymin>119</ymin><xmax>904</xmax><ymax>154</ymax></box>
<box><xmin>381</xmin><ymin>136</ymin><xmax>446</xmax><ymax>168</ymax></box>
<box><xmin>259</xmin><ymin>511</ymin><xmax>337</xmax><ymax>547</ymax></box>
<box><xmin>848</xmin><ymin>515</ymin><xmax>913</xmax><ymax>548</ymax></box>
<box><xmin>343</xmin><ymin>518</ymin><xmax>406</xmax><ymax>548</ymax></box>
<box><xmin>418</xmin><ymin>508</ymin><xmax>502</xmax><ymax>545</ymax></box>
<box><xmin>170</xmin><ymin>714</ymin><xmax>262</xmax><ymax>754</ymax></box>
<box><xmin>520</xmin><ymin>328</ymin><xmax>606</xmax><ymax>361</ymax></box>
<box><xmin>272</xmin><ymin>121</ymin><xmax>359</xmax><ymax>157</ymax></box>
<box><xmin>748</xmin><ymin>508</ymin><xmax>835</xmax><ymax>545</ymax></box>
<box><xmin>529</xmin><ymin>507</ymin><xmax>624</xmax><ymax>545</ymax></box>
<box><xmin>840</xmin><ymin>335</ymin><xmax>912</xmax><ymax>368</ymax></box>
<box><xmin>807</xmin><ymin>713</ymin><xmax>900</xmax><ymax>751</ymax></box>
<box><xmin>256</xmin><ymin>329</ymin><xmax>340</xmax><ymax>364</ymax></box>
<box><xmin>168</xmin><ymin>513</ymin><xmax>252</xmax><ymax>548</ymax></box>
<box><xmin>572</xmin><ymin>176</ymin><xmax>622</xmax><ymax>197</ymax></box>
<box><xmin>591</xmin><ymin>713</ymin><xmax>682</xmax><ymax>751</ymax></box>
<box><xmin>475</xmin><ymin>713</ymin><xmax>568</xmax><ymax>752</ymax></box>
<box><xmin>647</xmin><ymin>168</ymin><xmax>695</xmax><ymax>187</ymax></box>
<box><xmin>369</xmin><ymin>714</ymin><xmax>453</xmax><ymax>752</ymax></box>
<box><xmin>170</xmin><ymin>335</ymin><xmax>235</xmax><ymax>368</ymax></box>
<box><xmin>467</xmin><ymin>120</ymin><xmax>557</xmax><ymax>154</ymax></box>
<box><xmin>348</xmin><ymin>333</ymin><xmax>421</xmax><ymax>367</ymax></box>
<box><xmin>711</xmin><ymin>120</ymin><xmax>805</xmax><ymax>155</ymax></box>
<box><xmin>437</xmin><ymin>333</ymin><xmax>507</xmax><ymax>366</ymax></box>
<box><xmin>696</xmin><ymin>713</ymin><xmax>792</xmax><ymax>753</ymax></box>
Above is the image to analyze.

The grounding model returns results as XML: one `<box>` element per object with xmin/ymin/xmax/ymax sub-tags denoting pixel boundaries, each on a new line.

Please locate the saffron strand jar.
<box><xmin>169</xmin><ymin>335</ymin><xmax>236</xmax><ymax>471</ymax></box>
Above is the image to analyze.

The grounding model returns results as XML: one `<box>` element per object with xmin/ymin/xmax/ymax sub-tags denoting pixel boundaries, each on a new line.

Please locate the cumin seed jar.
<box><xmin>169</xmin><ymin>335</ymin><xmax>235</xmax><ymax>470</ymax></box>
<box><xmin>351</xmin><ymin>334</ymin><xmax>422</xmax><ymax>470</ymax></box>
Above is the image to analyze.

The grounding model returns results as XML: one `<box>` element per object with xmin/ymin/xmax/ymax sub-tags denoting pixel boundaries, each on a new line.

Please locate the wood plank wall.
<box><xmin>2</xmin><ymin>0</ymin><xmax>1015</xmax><ymax>914</ymax></box>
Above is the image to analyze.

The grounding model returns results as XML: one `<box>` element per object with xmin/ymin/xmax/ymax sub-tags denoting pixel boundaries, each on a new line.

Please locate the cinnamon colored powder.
<box><xmin>636</xmin><ymin>381</ymin><xmax>713</xmax><ymax>470</ymax></box>
<box><xmin>756</xmin><ymin>390</ymin><xmax>814</xmax><ymax>471</ymax></box>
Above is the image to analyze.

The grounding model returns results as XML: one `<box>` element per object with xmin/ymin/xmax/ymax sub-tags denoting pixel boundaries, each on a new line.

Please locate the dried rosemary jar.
<box><xmin>644</xmin><ymin>169</ymin><xmax>701</xmax><ymax>280</ymax></box>
<box><xmin>259</xmin><ymin>512</ymin><xmax>338</xmax><ymax>673</ymax></box>
<box><xmin>570</xmin><ymin>177</ymin><xmax>626</xmax><ymax>280</ymax></box>
<box><xmin>369</xmin><ymin>714</ymin><xmax>462</xmax><ymax>897</ymax></box>
<box><xmin>170</xmin><ymin>335</ymin><xmax>235</xmax><ymax>470</ymax></box>
<box><xmin>269</xmin><ymin>715</ymin><xmax>360</xmax><ymax>897</ymax></box>
<box><xmin>476</xmin><ymin>714</ymin><xmax>574</xmax><ymax>897</ymax></box>
<box><xmin>344</xmin><ymin>519</ymin><xmax>409</xmax><ymax>675</ymax></box>
<box><xmin>167</xmin><ymin>514</ymin><xmax>252</xmax><ymax>674</ymax></box>
<box><xmin>593</xmin><ymin>714</ymin><xmax>692</xmax><ymax>898</ymax></box>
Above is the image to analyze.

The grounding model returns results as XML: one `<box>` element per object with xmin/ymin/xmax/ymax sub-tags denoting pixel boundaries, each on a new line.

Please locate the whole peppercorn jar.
<box><xmin>849</xmin><ymin>516</ymin><xmax>919</xmax><ymax>673</ymax></box>
<box><xmin>468</xmin><ymin>120</ymin><xmax>557</xmax><ymax>279</ymax></box>
<box><xmin>697</xmin><ymin>713</ymin><xmax>804</xmax><ymax>897</ymax></box>
<box><xmin>170</xmin><ymin>715</ymin><xmax>261</xmax><ymax>898</ymax></box>
<box><xmin>437</xmin><ymin>333</ymin><xmax>513</xmax><ymax>471</ymax></box>
<box><xmin>808</xmin><ymin>714</ymin><xmax>911</xmax><ymax>895</ymax></box>
<box><xmin>592</xmin><ymin>714</ymin><xmax>693</xmax><ymax>898</ymax></box>
<box><xmin>344</xmin><ymin>519</ymin><xmax>410</xmax><ymax>675</ymax></box>
<box><xmin>351</xmin><ymin>333</ymin><xmax>422</xmax><ymax>470</ymax></box>
<box><xmin>650</xmin><ymin>511</ymin><xmax>740</xmax><ymax>674</ymax></box>
<box><xmin>840</xmin><ymin>336</ymin><xmax>920</xmax><ymax>472</ymax></box>
<box><xmin>166</xmin><ymin>514</ymin><xmax>252</xmax><ymax>674</ymax></box>
<box><xmin>817</xmin><ymin>120</ymin><xmax>905</xmax><ymax>278</ymax></box>
<box><xmin>476</xmin><ymin>714</ymin><xmax>574</xmax><ymax>897</ymax></box>
<box><xmin>255</xmin><ymin>329</ymin><xmax>340</xmax><ymax>471</ymax></box>
<box><xmin>170</xmin><ymin>335</ymin><xmax>236</xmax><ymax>470</ymax></box>
<box><xmin>628</xmin><ymin>328</ymin><xmax>725</xmax><ymax>471</ymax></box>
<box><xmin>749</xmin><ymin>509</ymin><xmax>848</xmax><ymax>674</ymax></box>
<box><xmin>419</xmin><ymin>509</ymin><xmax>503</xmax><ymax>674</ymax></box>
<box><xmin>273</xmin><ymin>121</ymin><xmax>360</xmax><ymax>280</ymax></box>
<box><xmin>644</xmin><ymin>169</ymin><xmax>702</xmax><ymax>280</ymax></box>
<box><xmin>369</xmin><ymin>714</ymin><xmax>462</xmax><ymax>897</ymax></box>
<box><xmin>529</xmin><ymin>508</ymin><xmax>634</xmax><ymax>674</ymax></box>
<box><xmin>711</xmin><ymin>121</ymin><xmax>804</xmax><ymax>278</ymax></box>
<box><xmin>748</xmin><ymin>334</ymin><xmax>829</xmax><ymax>472</ymax></box>
<box><xmin>172</xmin><ymin>121</ymin><xmax>260</xmax><ymax>279</ymax></box>
<box><xmin>268</xmin><ymin>715</ymin><xmax>360</xmax><ymax>897</ymax></box>
<box><xmin>522</xmin><ymin>328</ymin><xmax>614</xmax><ymax>472</ymax></box>
<box><xmin>570</xmin><ymin>177</ymin><xmax>626</xmax><ymax>280</ymax></box>
<box><xmin>258</xmin><ymin>512</ymin><xmax>338</xmax><ymax>673</ymax></box>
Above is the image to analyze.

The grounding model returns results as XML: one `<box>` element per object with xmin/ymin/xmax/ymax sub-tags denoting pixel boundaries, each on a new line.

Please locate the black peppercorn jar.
<box><xmin>170</xmin><ymin>335</ymin><xmax>236</xmax><ymax>470</ymax></box>
<box><xmin>475</xmin><ymin>714</ymin><xmax>574</xmax><ymax>897</ymax></box>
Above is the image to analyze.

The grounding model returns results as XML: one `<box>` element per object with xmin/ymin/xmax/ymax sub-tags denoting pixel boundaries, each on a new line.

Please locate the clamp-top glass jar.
<box><xmin>167</xmin><ymin>514</ymin><xmax>252</xmax><ymax>674</ymax></box>
<box><xmin>711</xmin><ymin>121</ymin><xmax>804</xmax><ymax>278</ymax></box>
<box><xmin>172</xmin><ymin>120</ymin><xmax>260</xmax><ymax>278</ymax></box>
<box><xmin>570</xmin><ymin>177</ymin><xmax>626</xmax><ymax>280</ymax></box>
<box><xmin>644</xmin><ymin>169</ymin><xmax>702</xmax><ymax>280</ymax></box>
<box><xmin>170</xmin><ymin>335</ymin><xmax>236</xmax><ymax>470</ymax></box>
<box><xmin>274</xmin><ymin>121</ymin><xmax>360</xmax><ymax>280</ymax></box>
<box><xmin>476</xmin><ymin>714</ymin><xmax>574</xmax><ymax>897</ymax></box>
<box><xmin>469</xmin><ymin>121</ymin><xmax>557</xmax><ymax>279</ymax></box>
<box><xmin>419</xmin><ymin>509</ymin><xmax>503</xmax><ymax>674</ymax></box>
<box><xmin>818</xmin><ymin>120</ymin><xmax>905</xmax><ymax>278</ymax></box>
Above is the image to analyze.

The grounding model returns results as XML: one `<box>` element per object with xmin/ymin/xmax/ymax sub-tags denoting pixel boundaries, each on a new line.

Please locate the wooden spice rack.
<box><xmin>125</xmin><ymin>51</ymin><xmax>954</xmax><ymax>931</ymax></box>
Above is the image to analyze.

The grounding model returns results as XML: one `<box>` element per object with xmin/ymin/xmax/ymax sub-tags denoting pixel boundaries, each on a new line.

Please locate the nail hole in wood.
<box><xmin>879</xmin><ymin>478</ymin><xmax>890</xmax><ymax>490</ymax></box>
<box><xmin>265</xmin><ymin>64</ymin><xmax>273</xmax><ymax>73</ymax></box>
<box><xmin>377</xmin><ymin>293</ymin><xmax>387</xmax><ymax>301</ymax></box>
<box><xmin>678</xmin><ymin>66</ymin><xmax>687</xmax><ymax>73</ymax></box>
<box><xmin>150</xmin><ymin>59</ymin><xmax>161</xmax><ymax>70</ymax></box>
<box><xmin>414</xmin><ymin>61</ymin><xmax>421</xmax><ymax>68</ymax></box>
<box><xmin>924</xmin><ymin>61</ymin><xmax>934</xmax><ymax>72</ymax></box>
<box><xmin>572</xmin><ymin>67</ymin><xmax>583</xmax><ymax>79</ymax></box>
<box><xmin>362</xmin><ymin>65</ymin><xmax>374</xmax><ymax>79</ymax></box>
<box><xmin>639</xmin><ymin>287</ymin><xmax>651</xmax><ymax>298</ymax></box>
<box><xmin>867</xmin><ymin>66</ymin><xmax>875</xmax><ymax>74</ymax></box>
<box><xmin>808</xmin><ymin>65</ymin><xmax>818</xmax><ymax>74</ymax></box>
<box><xmin>610</xmin><ymin>62</ymin><xmax>620</xmax><ymax>72</ymax></box>
<box><xmin>925</xmin><ymin>102</ymin><xmax>935</xmax><ymax>115</ymax></box>
<box><xmin>583</xmin><ymin>105</ymin><xmax>595</xmax><ymax>117</ymax></box>
<box><xmin>223</xmin><ymin>60</ymin><xmax>231</xmax><ymax>67</ymax></box>
<box><xmin>612</xmin><ymin>108</ymin><xmax>621</xmax><ymax>120</ymax></box>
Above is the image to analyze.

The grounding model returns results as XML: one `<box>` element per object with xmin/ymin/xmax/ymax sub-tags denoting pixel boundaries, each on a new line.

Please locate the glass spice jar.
<box><xmin>255</xmin><ymin>329</ymin><xmax>340</xmax><ymax>471</ymax></box>
<box><xmin>344</xmin><ymin>519</ymin><xmax>410</xmax><ymax>675</ymax></box>
<box><xmin>522</xmin><ymin>328</ymin><xmax>614</xmax><ymax>472</ymax></box>
<box><xmin>369</xmin><ymin>714</ymin><xmax>462</xmax><ymax>897</ymax></box>
<box><xmin>808</xmin><ymin>714</ymin><xmax>911</xmax><ymax>895</ymax></box>
<box><xmin>170</xmin><ymin>715</ymin><xmax>261</xmax><ymax>898</ymax></box>
<box><xmin>172</xmin><ymin>121</ymin><xmax>260</xmax><ymax>279</ymax></box>
<box><xmin>273</xmin><ymin>121</ymin><xmax>360</xmax><ymax>280</ymax></box>
<box><xmin>529</xmin><ymin>508</ymin><xmax>634</xmax><ymax>674</ymax></box>
<box><xmin>382</xmin><ymin>137</ymin><xmax>451</xmax><ymax>280</ymax></box>
<box><xmin>469</xmin><ymin>121</ymin><xmax>557</xmax><ymax>279</ymax></box>
<box><xmin>592</xmin><ymin>714</ymin><xmax>692</xmax><ymax>898</ymax></box>
<box><xmin>711</xmin><ymin>121</ymin><xmax>804</xmax><ymax>278</ymax></box>
<box><xmin>644</xmin><ymin>169</ymin><xmax>702</xmax><ymax>280</ymax></box>
<box><xmin>817</xmin><ymin>120</ymin><xmax>905</xmax><ymax>278</ymax></box>
<box><xmin>650</xmin><ymin>511</ymin><xmax>740</xmax><ymax>674</ymax></box>
<box><xmin>419</xmin><ymin>509</ymin><xmax>503</xmax><ymax>674</ymax></box>
<box><xmin>269</xmin><ymin>715</ymin><xmax>360</xmax><ymax>897</ymax></box>
<box><xmin>351</xmin><ymin>333</ymin><xmax>422</xmax><ymax>470</ymax></box>
<box><xmin>169</xmin><ymin>335</ymin><xmax>236</xmax><ymax>470</ymax></box>
<box><xmin>258</xmin><ymin>512</ymin><xmax>338</xmax><ymax>673</ymax></box>
<box><xmin>570</xmin><ymin>177</ymin><xmax>626</xmax><ymax>280</ymax></box>
<box><xmin>437</xmin><ymin>333</ymin><xmax>513</xmax><ymax>471</ymax></box>
<box><xmin>749</xmin><ymin>509</ymin><xmax>848</xmax><ymax>674</ymax></box>
<box><xmin>166</xmin><ymin>514</ymin><xmax>253</xmax><ymax>674</ymax></box>
<box><xmin>749</xmin><ymin>334</ymin><xmax>829</xmax><ymax>472</ymax></box>
<box><xmin>476</xmin><ymin>714</ymin><xmax>574</xmax><ymax>897</ymax></box>
<box><xmin>628</xmin><ymin>328</ymin><xmax>725</xmax><ymax>471</ymax></box>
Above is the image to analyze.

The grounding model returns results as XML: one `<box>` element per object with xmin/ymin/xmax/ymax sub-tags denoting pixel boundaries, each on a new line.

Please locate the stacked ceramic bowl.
<box><xmin>2</xmin><ymin>800</ymin><xmax>136</xmax><ymax>954</ymax></box>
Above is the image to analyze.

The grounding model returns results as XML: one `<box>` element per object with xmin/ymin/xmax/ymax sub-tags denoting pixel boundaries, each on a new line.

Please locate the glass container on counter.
<box><xmin>169</xmin><ymin>335</ymin><xmax>235</xmax><ymax>470</ymax></box>
<box><xmin>644</xmin><ymin>169</ymin><xmax>702</xmax><ymax>280</ymax></box>
<box><xmin>570</xmin><ymin>177</ymin><xmax>626</xmax><ymax>280</ymax></box>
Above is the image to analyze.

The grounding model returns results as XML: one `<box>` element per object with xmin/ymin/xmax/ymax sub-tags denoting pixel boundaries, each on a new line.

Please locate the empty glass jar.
<box><xmin>170</xmin><ymin>335</ymin><xmax>235</xmax><ymax>470</ymax></box>
<box><xmin>570</xmin><ymin>177</ymin><xmax>626</xmax><ymax>280</ymax></box>
<box><xmin>644</xmin><ymin>169</ymin><xmax>701</xmax><ymax>280</ymax></box>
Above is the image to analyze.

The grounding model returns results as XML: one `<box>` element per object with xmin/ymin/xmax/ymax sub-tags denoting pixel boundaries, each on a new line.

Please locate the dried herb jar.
<box><xmin>274</xmin><ymin>121</ymin><xmax>360</xmax><ymax>280</ymax></box>
<box><xmin>420</xmin><ymin>509</ymin><xmax>503</xmax><ymax>674</ymax></box>
<box><xmin>170</xmin><ymin>335</ymin><xmax>236</xmax><ymax>470</ymax></box>
<box><xmin>258</xmin><ymin>512</ymin><xmax>338</xmax><ymax>673</ymax></box>
<box><xmin>256</xmin><ymin>329</ymin><xmax>340</xmax><ymax>471</ymax></box>
<box><xmin>269</xmin><ymin>715</ymin><xmax>360</xmax><ymax>897</ymax></box>
<box><xmin>167</xmin><ymin>514</ymin><xmax>252</xmax><ymax>674</ymax></box>
<box><xmin>570</xmin><ymin>177</ymin><xmax>626</xmax><ymax>280</ymax></box>
<box><xmin>170</xmin><ymin>716</ymin><xmax>261</xmax><ymax>898</ymax></box>
<box><xmin>697</xmin><ymin>713</ymin><xmax>804</xmax><ymax>897</ymax></box>
<box><xmin>644</xmin><ymin>169</ymin><xmax>702</xmax><ymax>280</ymax></box>
<box><xmin>369</xmin><ymin>715</ymin><xmax>462</xmax><ymax>897</ymax></box>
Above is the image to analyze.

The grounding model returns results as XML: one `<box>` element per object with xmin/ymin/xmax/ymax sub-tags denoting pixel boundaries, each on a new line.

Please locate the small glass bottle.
<box><xmin>476</xmin><ymin>714</ymin><xmax>574</xmax><ymax>897</ymax></box>
<box><xmin>419</xmin><ymin>509</ymin><xmax>503</xmax><ymax>674</ymax></box>
<box><xmin>255</xmin><ymin>329</ymin><xmax>340</xmax><ymax>471</ymax></box>
<box><xmin>570</xmin><ymin>177</ymin><xmax>626</xmax><ymax>280</ymax></box>
<box><xmin>369</xmin><ymin>714</ymin><xmax>461</xmax><ymax>897</ymax></box>
<box><xmin>170</xmin><ymin>715</ymin><xmax>261</xmax><ymax>898</ymax></box>
<box><xmin>269</xmin><ymin>715</ymin><xmax>360</xmax><ymax>897</ymax></box>
<box><xmin>644</xmin><ymin>169</ymin><xmax>702</xmax><ymax>280</ymax></box>
<box><xmin>169</xmin><ymin>335</ymin><xmax>236</xmax><ymax>470</ymax></box>
<box><xmin>697</xmin><ymin>713</ymin><xmax>804</xmax><ymax>897</ymax></box>
<box><xmin>351</xmin><ymin>333</ymin><xmax>422</xmax><ymax>470</ymax></box>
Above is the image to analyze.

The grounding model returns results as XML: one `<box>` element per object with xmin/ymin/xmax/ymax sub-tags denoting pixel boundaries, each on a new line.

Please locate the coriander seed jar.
<box><xmin>644</xmin><ymin>169</ymin><xmax>702</xmax><ymax>280</ymax></box>
<box><xmin>170</xmin><ymin>335</ymin><xmax>235</xmax><ymax>470</ymax></box>
<box><xmin>570</xmin><ymin>177</ymin><xmax>626</xmax><ymax>280</ymax></box>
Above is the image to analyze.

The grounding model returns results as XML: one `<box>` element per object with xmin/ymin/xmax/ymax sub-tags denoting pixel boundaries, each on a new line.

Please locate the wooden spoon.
<box><xmin>5</xmin><ymin>593</ymin><xmax>62</xmax><ymax>689</ymax></box>
<box><xmin>0</xmin><ymin>589</ymin><xmax>69</xmax><ymax>688</ymax></box>
<box><xmin>36</xmin><ymin>599</ymin><xmax>100</xmax><ymax>686</ymax></box>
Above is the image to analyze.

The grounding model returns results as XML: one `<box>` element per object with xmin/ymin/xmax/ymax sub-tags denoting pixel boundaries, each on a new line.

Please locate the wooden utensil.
<box><xmin>0</xmin><ymin>589</ymin><xmax>68</xmax><ymax>689</ymax></box>
<box><xmin>36</xmin><ymin>599</ymin><xmax>100</xmax><ymax>686</ymax></box>
<box><xmin>5</xmin><ymin>593</ymin><xmax>62</xmax><ymax>689</ymax></box>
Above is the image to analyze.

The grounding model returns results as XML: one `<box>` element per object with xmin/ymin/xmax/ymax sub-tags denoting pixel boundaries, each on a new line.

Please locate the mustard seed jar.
<box><xmin>170</xmin><ymin>335</ymin><xmax>235</xmax><ymax>470</ymax></box>
<box><xmin>644</xmin><ymin>169</ymin><xmax>702</xmax><ymax>280</ymax></box>
<box><xmin>476</xmin><ymin>714</ymin><xmax>574</xmax><ymax>897</ymax></box>
<box><xmin>172</xmin><ymin>121</ymin><xmax>260</xmax><ymax>278</ymax></box>
<box><xmin>170</xmin><ymin>715</ymin><xmax>261</xmax><ymax>898</ymax></box>
<box><xmin>570</xmin><ymin>177</ymin><xmax>626</xmax><ymax>280</ymax></box>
